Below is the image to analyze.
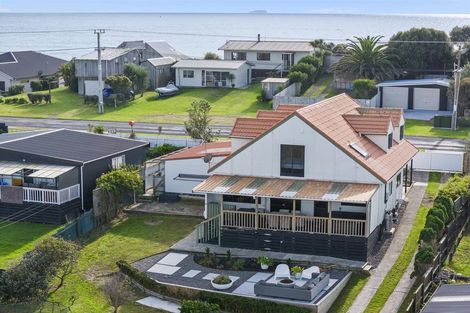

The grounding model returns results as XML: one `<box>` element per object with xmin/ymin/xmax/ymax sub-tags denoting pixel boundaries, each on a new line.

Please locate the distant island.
<box><xmin>249</xmin><ymin>10</ymin><xmax>268</xmax><ymax>14</ymax></box>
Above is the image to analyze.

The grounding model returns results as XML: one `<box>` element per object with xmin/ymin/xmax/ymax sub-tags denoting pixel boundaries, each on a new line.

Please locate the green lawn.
<box><xmin>0</xmin><ymin>222</ymin><xmax>59</xmax><ymax>268</ymax></box>
<box><xmin>364</xmin><ymin>206</ymin><xmax>430</xmax><ymax>313</ymax></box>
<box><xmin>46</xmin><ymin>214</ymin><xmax>200</xmax><ymax>313</ymax></box>
<box><xmin>302</xmin><ymin>75</ymin><xmax>333</xmax><ymax>98</ymax></box>
<box><xmin>0</xmin><ymin>84</ymin><xmax>270</xmax><ymax>125</ymax></box>
<box><xmin>405</xmin><ymin>119</ymin><xmax>470</xmax><ymax>139</ymax></box>
<box><xmin>425</xmin><ymin>172</ymin><xmax>442</xmax><ymax>202</ymax></box>
<box><xmin>328</xmin><ymin>272</ymin><xmax>369</xmax><ymax>313</ymax></box>
<box><xmin>447</xmin><ymin>228</ymin><xmax>470</xmax><ymax>276</ymax></box>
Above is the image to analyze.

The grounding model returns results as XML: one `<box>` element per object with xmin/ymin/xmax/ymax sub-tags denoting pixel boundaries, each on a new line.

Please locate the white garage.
<box><xmin>377</xmin><ymin>78</ymin><xmax>450</xmax><ymax>111</ymax></box>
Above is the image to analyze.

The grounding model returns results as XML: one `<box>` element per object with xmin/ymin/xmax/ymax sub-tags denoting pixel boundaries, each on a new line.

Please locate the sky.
<box><xmin>0</xmin><ymin>0</ymin><xmax>469</xmax><ymax>14</ymax></box>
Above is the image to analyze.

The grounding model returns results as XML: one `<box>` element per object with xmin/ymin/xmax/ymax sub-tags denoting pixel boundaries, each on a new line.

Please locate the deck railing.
<box><xmin>220</xmin><ymin>211</ymin><xmax>366</xmax><ymax>237</ymax></box>
<box><xmin>23</xmin><ymin>184</ymin><xmax>80</xmax><ymax>205</ymax></box>
<box><xmin>196</xmin><ymin>214</ymin><xmax>220</xmax><ymax>244</ymax></box>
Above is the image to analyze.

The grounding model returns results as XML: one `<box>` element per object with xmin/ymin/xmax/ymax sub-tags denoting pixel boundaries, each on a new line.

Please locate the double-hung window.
<box><xmin>183</xmin><ymin>70</ymin><xmax>194</xmax><ymax>78</ymax></box>
<box><xmin>112</xmin><ymin>155</ymin><xmax>125</xmax><ymax>169</ymax></box>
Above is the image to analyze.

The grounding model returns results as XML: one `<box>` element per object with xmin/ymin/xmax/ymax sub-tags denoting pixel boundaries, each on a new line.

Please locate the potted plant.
<box><xmin>211</xmin><ymin>275</ymin><xmax>233</xmax><ymax>290</ymax></box>
<box><xmin>291</xmin><ymin>266</ymin><xmax>304</xmax><ymax>280</ymax></box>
<box><xmin>257</xmin><ymin>256</ymin><xmax>273</xmax><ymax>270</ymax></box>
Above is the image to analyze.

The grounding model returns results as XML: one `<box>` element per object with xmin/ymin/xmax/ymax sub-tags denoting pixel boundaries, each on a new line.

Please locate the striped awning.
<box><xmin>193</xmin><ymin>175</ymin><xmax>378</xmax><ymax>203</ymax></box>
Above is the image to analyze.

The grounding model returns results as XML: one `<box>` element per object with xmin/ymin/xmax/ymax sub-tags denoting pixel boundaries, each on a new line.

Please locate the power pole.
<box><xmin>95</xmin><ymin>29</ymin><xmax>106</xmax><ymax>114</ymax></box>
<box><xmin>451</xmin><ymin>45</ymin><xmax>470</xmax><ymax>131</ymax></box>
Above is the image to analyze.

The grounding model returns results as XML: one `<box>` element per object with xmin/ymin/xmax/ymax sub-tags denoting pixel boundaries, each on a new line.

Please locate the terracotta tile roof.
<box><xmin>296</xmin><ymin>94</ymin><xmax>418</xmax><ymax>182</ymax></box>
<box><xmin>163</xmin><ymin>141</ymin><xmax>232</xmax><ymax>161</ymax></box>
<box><xmin>276</xmin><ymin>105</ymin><xmax>305</xmax><ymax>112</ymax></box>
<box><xmin>193</xmin><ymin>175</ymin><xmax>378</xmax><ymax>203</ymax></box>
<box><xmin>356</xmin><ymin>107</ymin><xmax>403</xmax><ymax>127</ymax></box>
<box><xmin>230</xmin><ymin>118</ymin><xmax>280</xmax><ymax>138</ymax></box>
<box><xmin>343</xmin><ymin>114</ymin><xmax>392</xmax><ymax>135</ymax></box>
<box><xmin>256</xmin><ymin>110</ymin><xmax>293</xmax><ymax>120</ymax></box>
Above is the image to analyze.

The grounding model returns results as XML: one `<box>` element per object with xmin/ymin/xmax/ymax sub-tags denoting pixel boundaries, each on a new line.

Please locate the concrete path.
<box><xmin>137</xmin><ymin>296</ymin><xmax>180</xmax><ymax>312</ymax></box>
<box><xmin>347</xmin><ymin>175</ymin><xmax>428</xmax><ymax>313</ymax></box>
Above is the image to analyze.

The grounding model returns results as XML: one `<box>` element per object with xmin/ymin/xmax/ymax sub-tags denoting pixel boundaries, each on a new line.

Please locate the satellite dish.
<box><xmin>203</xmin><ymin>153</ymin><xmax>213</xmax><ymax>163</ymax></box>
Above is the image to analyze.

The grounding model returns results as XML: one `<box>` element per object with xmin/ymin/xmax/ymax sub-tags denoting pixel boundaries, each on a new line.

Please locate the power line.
<box><xmin>0</xmin><ymin>29</ymin><xmax>98</xmax><ymax>34</ymax></box>
<box><xmin>0</xmin><ymin>205</ymin><xmax>54</xmax><ymax>230</ymax></box>
<box><xmin>0</xmin><ymin>203</ymin><xmax>44</xmax><ymax>225</ymax></box>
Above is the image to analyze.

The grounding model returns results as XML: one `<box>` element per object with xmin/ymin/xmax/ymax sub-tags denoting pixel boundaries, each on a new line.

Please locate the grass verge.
<box><xmin>328</xmin><ymin>272</ymin><xmax>369</xmax><ymax>313</ymax></box>
<box><xmin>405</xmin><ymin>119</ymin><xmax>470</xmax><ymax>139</ymax></box>
<box><xmin>447</xmin><ymin>228</ymin><xmax>470</xmax><ymax>276</ymax></box>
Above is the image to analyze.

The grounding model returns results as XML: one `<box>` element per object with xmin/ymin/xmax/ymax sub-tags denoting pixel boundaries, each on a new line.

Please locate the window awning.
<box><xmin>193</xmin><ymin>175</ymin><xmax>379</xmax><ymax>203</ymax></box>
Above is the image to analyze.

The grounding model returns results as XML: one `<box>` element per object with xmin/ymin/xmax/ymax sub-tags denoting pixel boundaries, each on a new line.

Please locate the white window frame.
<box><xmin>183</xmin><ymin>70</ymin><xmax>195</xmax><ymax>78</ymax></box>
<box><xmin>112</xmin><ymin>155</ymin><xmax>126</xmax><ymax>169</ymax></box>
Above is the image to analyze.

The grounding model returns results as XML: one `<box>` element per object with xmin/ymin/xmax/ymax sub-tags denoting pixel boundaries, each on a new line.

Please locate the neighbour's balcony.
<box><xmin>221</xmin><ymin>211</ymin><xmax>366</xmax><ymax>237</ymax></box>
<box><xmin>0</xmin><ymin>184</ymin><xmax>80</xmax><ymax>205</ymax></box>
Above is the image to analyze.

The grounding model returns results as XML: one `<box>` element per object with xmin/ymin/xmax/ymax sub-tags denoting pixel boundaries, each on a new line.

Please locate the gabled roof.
<box><xmin>146</xmin><ymin>41</ymin><xmax>189</xmax><ymax>60</ymax></box>
<box><xmin>0</xmin><ymin>129</ymin><xmax>149</xmax><ymax>164</ymax></box>
<box><xmin>377</xmin><ymin>78</ymin><xmax>450</xmax><ymax>88</ymax></box>
<box><xmin>230</xmin><ymin>118</ymin><xmax>280</xmax><ymax>139</ymax></box>
<box><xmin>356</xmin><ymin>107</ymin><xmax>403</xmax><ymax>127</ymax></box>
<box><xmin>146</xmin><ymin>57</ymin><xmax>176</xmax><ymax>67</ymax></box>
<box><xmin>0</xmin><ymin>51</ymin><xmax>66</xmax><ymax>79</ymax></box>
<box><xmin>172</xmin><ymin>59</ymin><xmax>247</xmax><ymax>70</ymax></box>
<box><xmin>163</xmin><ymin>141</ymin><xmax>232</xmax><ymax>161</ymax></box>
<box><xmin>343</xmin><ymin>114</ymin><xmax>392</xmax><ymax>135</ymax></box>
<box><xmin>213</xmin><ymin>94</ymin><xmax>417</xmax><ymax>182</ymax></box>
<box><xmin>276</xmin><ymin>104</ymin><xmax>305</xmax><ymax>112</ymax></box>
<box><xmin>219</xmin><ymin>40</ymin><xmax>315</xmax><ymax>52</ymax></box>
<box><xmin>256</xmin><ymin>110</ymin><xmax>293</xmax><ymax>120</ymax></box>
<box><xmin>77</xmin><ymin>48</ymin><xmax>135</xmax><ymax>61</ymax></box>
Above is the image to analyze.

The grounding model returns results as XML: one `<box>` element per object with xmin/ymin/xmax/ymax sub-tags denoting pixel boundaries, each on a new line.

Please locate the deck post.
<box><xmin>404</xmin><ymin>163</ymin><xmax>409</xmax><ymax>193</ymax></box>
<box><xmin>365</xmin><ymin>201</ymin><xmax>370</xmax><ymax>236</ymax></box>
<box><xmin>328</xmin><ymin>201</ymin><xmax>332</xmax><ymax>235</ymax></box>
<box><xmin>255</xmin><ymin>196</ymin><xmax>259</xmax><ymax>230</ymax></box>
<box><xmin>219</xmin><ymin>196</ymin><xmax>223</xmax><ymax>246</ymax></box>
<box><xmin>292</xmin><ymin>199</ymin><xmax>296</xmax><ymax>232</ymax></box>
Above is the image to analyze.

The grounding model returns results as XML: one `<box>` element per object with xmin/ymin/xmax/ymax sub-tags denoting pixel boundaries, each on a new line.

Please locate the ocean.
<box><xmin>0</xmin><ymin>13</ymin><xmax>470</xmax><ymax>60</ymax></box>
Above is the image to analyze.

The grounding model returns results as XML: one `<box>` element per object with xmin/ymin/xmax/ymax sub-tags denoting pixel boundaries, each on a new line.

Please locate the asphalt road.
<box><xmin>1</xmin><ymin>116</ymin><xmax>467</xmax><ymax>151</ymax></box>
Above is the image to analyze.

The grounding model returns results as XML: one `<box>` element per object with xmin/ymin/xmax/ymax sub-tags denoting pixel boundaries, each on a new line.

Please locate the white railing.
<box><xmin>331</xmin><ymin>218</ymin><xmax>366</xmax><ymax>237</ymax></box>
<box><xmin>23</xmin><ymin>184</ymin><xmax>80</xmax><ymax>205</ymax></box>
<box><xmin>220</xmin><ymin>211</ymin><xmax>366</xmax><ymax>237</ymax></box>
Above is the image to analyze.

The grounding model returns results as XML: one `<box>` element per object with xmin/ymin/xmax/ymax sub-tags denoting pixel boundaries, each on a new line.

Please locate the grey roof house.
<box><xmin>0</xmin><ymin>129</ymin><xmax>149</xmax><ymax>224</ymax></box>
<box><xmin>219</xmin><ymin>35</ymin><xmax>315</xmax><ymax>78</ymax></box>
<box><xmin>0</xmin><ymin>51</ymin><xmax>66</xmax><ymax>93</ymax></box>
<box><xmin>75</xmin><ymin>40</ymin><xmax>188</xmax><ymax>95</ymax></box>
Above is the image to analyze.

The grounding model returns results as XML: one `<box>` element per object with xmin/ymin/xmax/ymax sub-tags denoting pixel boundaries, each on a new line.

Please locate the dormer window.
<box><xmin>399</xmin><ymin>125</ymin><xmax>404</xmax><ymax>140</ymax></box>
<box><xmin>388</xmin><ymin>133</ymin><xmax>393</xmax><ymax>149</ymax></box>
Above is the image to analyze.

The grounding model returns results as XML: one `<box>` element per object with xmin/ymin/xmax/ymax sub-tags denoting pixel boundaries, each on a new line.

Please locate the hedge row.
<box><xmin>117</xmin><ymin>261</ymin><xmax>310</xmax><ymax>313</ymax></box>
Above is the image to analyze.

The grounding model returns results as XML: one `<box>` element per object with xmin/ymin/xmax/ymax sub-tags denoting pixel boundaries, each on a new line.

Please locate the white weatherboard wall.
<box><xmin>175</xmin><ymin>64</ymin><xmax>250</xmax><ymax>88</ymax></box>
<box><xmin>223</xmin><ymin>51</ymin><xmax>311</xmax><ymax>70</ymax></box>
<box><xmin>164</xmin><ymin>157</ymin><xmax>224</xmax><ymax>194</ymax></box>
<box><xmin>413</xmin><ymin>151</ymin><xmax>464</xmax><ymax>173</ymax></box>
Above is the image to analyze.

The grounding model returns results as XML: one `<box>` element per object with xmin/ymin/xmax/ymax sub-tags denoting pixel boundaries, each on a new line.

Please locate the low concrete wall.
<box><xmin>273</xmin><ymin>82</ymin><xmax>319</xmax><ymax>109</ymax></box>
<box><xmin>413</xmin><ymin>150</ymin><xmax>464</xmax><ymax>173</ymax></box>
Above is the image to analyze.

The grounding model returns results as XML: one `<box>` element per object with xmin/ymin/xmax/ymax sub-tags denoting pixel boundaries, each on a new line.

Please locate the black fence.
<box><xmin>405</xmin><ymin>198</ymin><xmax>470</xmax><ymax>313</ymax></box>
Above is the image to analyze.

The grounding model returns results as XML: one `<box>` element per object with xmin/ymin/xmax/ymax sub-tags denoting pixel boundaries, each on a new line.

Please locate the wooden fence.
<box><xmin>405</xmin><ymin>198</ymin><xmax>470</xmax><ymax>312</ymax></box>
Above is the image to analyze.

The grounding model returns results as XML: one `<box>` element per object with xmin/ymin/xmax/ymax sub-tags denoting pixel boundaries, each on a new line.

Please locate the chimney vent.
<box><xmin>257</xmin><ymin>34</ymin><xmax>261</xmax><ymax>42</ymax></box>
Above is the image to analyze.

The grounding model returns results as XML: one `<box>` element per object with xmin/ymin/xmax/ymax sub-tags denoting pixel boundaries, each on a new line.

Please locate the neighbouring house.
<box><xmin>0</xmin><ymin>51</ymin><xmax>66</xmax><ymax>94</ymax></box>
<box><xmin>172</xmin><ymin>60</ymin><xmax>252</xmax><ymax>88</ymax></box>
<box><xmin>422</xmin><ymin>284</ymin><xmax>470</xmax><ymax>313</ymax></box>
<box><xmin>261</xmin><ymin>77</ymin><xmax>289</xmax><ymax>100</ymax></box>
<box><xmin>75</xmin><ymin>40</ymin><xmax>188</xmax><ymax>95</ymax></box>
<box><xmin>141</xmin><ymin>57</ymin><xmax>176</xmax><ymax>89</ymax></box>
<box><xmin>0</xmin><ymin>129</ymin><xmax>148</xmax><ymax>224</ymax></box>
<box><xmin>219</xmin><ymin>34</ymin><xmax>315</xmax><ymax>79</ymax></box>
<box><xmin>376</xmin><ymin>78</ymin><xmax>451</xmax><ymax>111</ymax></box>
<box><xmin>191</xmin><ymin>95</ymin><xmax>417</xmax><ymax>261</ymax></box>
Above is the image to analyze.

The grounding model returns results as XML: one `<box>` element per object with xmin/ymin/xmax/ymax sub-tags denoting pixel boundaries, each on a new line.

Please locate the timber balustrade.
<box><xmin>220</xmin><ymin>211</ymin><xmax>366</xmax><ymax>236</ymax></box>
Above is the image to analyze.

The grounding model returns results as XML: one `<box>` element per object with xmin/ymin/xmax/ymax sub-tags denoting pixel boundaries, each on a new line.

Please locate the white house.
<box><xmin>219</xmin><ymin>35</ymin><xmax>315</xmax><ymax>78</ymax></box>
<box><xmin>0</xmin><ymin>51</ymin><xmax>65</xmax><ymax>93</ymax></box>
<box><xmin>172</xmin><ymin>60</ymin><xmax>252</xmax><ymax>88</ymax></box>
<box><xmin>192</xmin><ymin>95</ymin><xmax>417</xmax><ymax>261</ymax></box>
<box><xmin>376</xmin><ymin>78</ymin><xmax>450</xmax><ymax>111</ymax></box>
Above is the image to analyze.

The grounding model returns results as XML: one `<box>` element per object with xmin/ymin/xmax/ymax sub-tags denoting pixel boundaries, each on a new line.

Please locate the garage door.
<box><xmin>382</xmin><ymin>87</ymin><xmax>408</xmax><ymax>109</ymax></box>
<box><xmin>413</xmin><ymin>88</ymin><xmax>440</xmax><ymax>110</ymax></box>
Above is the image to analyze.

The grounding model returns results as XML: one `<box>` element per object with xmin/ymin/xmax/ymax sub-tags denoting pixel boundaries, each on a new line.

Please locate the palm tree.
<box><xmin>330</xmin><ymin>35</ymin><xmax>399</xmax><ymax>80</ymax></box>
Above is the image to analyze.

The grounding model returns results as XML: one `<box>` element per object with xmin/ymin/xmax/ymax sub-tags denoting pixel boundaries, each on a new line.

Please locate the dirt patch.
<box><xmin>144</xmin><ymin>219</ymin><xmax>163</xmax><ymax>226</ymax></box>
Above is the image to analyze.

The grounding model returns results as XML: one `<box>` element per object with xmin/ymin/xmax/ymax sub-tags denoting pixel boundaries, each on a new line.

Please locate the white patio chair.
<box><xmin>274</xmin><ymin>264</ymin><xmax>290</xmax><ymax>280</ymax></box>
<box><xmin>301</xmin><ymin>266</ymin><xmax>320</xmax><ymax>280</ymax></box>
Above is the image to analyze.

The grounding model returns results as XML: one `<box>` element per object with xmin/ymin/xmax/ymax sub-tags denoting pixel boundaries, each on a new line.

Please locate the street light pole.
<box><xmin>95</xmin><ymin>29</ymin><xmax>106</xmax><ymax>114</ymax></box>
<box><xmin>451</xmin><ymin>45</ymin><xmax>469</xmax><ymax>131</ymax></box>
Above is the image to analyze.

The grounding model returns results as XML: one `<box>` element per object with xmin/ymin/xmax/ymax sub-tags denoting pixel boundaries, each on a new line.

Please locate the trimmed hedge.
<box><xmin>419</xmin><ymin>227</ymin><xmax>437</xmax><ymax>243</ymax></box>
<box><xmin>181</xmin><ymin>300</ymin><xmax>220</xmax><ymax>313</ymax></box>
<box><xmin>117</xmin><ymin>261</ymin><xmax>310</xmax><ymax>313</ymax></box>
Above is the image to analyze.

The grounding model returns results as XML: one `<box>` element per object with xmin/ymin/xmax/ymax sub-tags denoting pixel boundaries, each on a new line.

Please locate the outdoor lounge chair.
<box><xmin>274</xmin><ymin>264</ymin><xmax>290</xmax><ymax>280</ymax></box>
<box><xmin>301</xmin><ymin>266</ymin><xmax>320</xmax><ymax>280</ymax></box>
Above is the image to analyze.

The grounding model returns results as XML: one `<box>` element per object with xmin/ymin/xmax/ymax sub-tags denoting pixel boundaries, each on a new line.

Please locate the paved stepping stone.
<box><xmin>182</xmin><ymin>270</ymin><xmax>201</xmax><ymax>278</ymax></box>
<box><xmin>137</xmin><ymin>296</ymin><xmax>180</xmax><ymax>313</ymax></box>
<box><xmin>158</xmin><ymin>253</ymin><xmax>188</xmax><ymax>266</ymax></box>
<box><xmin>232</xmin><ymin>282</ymin><xmax>255</xmax><ymax>296</ymax></box>
<box><xmin>247</xmin><ymin>272</ymin><xmax>272</xmax><ymax>283</ymax></box>
<box><xmin>147</xmin><ymin>264</ymin><xmax>180</xmax><ymax>275</ymax></box>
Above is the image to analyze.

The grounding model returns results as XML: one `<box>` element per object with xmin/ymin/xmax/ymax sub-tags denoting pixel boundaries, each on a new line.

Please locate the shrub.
<box><xmin>146</xmin><ymin>144</ymin><xmax>181</xmax><ymax>159</ymax></box>
<box><xmin>438</xmin><ymin>176</ymin><xmax>470</xmax><ymax>200</ymax></box>
<box><xmin>287</xmin><ymin>71</ymin><xmax>308</xmax><ymax>84</ymax></box>
<box><xmin>425</xmin><ymin>215</ymin><xmax>444</xmax><ymax>233</ymax></box>
<box><xmin>458</xmin><ymin>117</ymin><xmax>470</xmax><ymax>128</ymax></box>
<box><xmin>93</xmin><ymin>125</ymin><xmax>105</xmax><ymax>134</ymax></box>
<box><xmin>0</xmin><ymin>97</ymin><xmax>3</xmax><ymax>103</ymax></box>
<box><xmin>415</xmin><ymin>246</ymin><xmax>435</xmax><ymax>264</ymax></box>
<box><xmin>5</xmin><ymin>98</ymin><xmax>19</xmax><ymax>104</ymax></box>
<box><xmin>290</xmin><ymin>63</ymin><xmax>316</xmax><ymax>81</ymax></box>
<box><xmin>427</xmin><ymin>207</ymin><xmax>447</xmax><ymax>225</ymax></box>
<box><xmin>30</xmin><ymin>81</ymin><xmax>44</xmax><ymax>92</ymax></box>
<box><xmin>181</xmin><ymin>300</ymin><xmax>220</xmax><ymax>313</ymax></box>
<box><xmin>257</xmin><ymin>256</ymin><xmax>273</xmax><ymax>266</ymax></box>
<box><xmin>298</xmin><ymin>55</ymin><xmax>323</xmax><ymax>68</ymax></box>
<box><xmin>419</xmin><ymin>227</ymin><xmax>437</xmax><ymax>243</ymax></box>
<box><xmin>17</xmin><ymin>98</ymin><xmax>28</xmax><ymax>104</ymax></box>
<box><xmin>212</xmin><ymin>275</ymin><xmax>231</xmax><ymax>285</ymax></box>
<box><xmin>8</xmin><ymin>84</ymin><xmax>24</xmax><ymax>96</ymax></box>
<box><xmin>27</xmin><ymin>93</ymin><xmax>44</xmax><ymax>104</ymax></box>
<box><xmin>352</xmin><ymin>79</ymin><xmax>377</xmax><ymax>99</ymax></box>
